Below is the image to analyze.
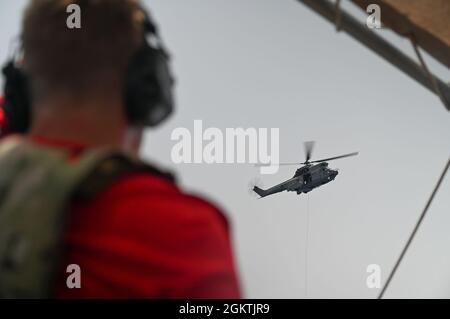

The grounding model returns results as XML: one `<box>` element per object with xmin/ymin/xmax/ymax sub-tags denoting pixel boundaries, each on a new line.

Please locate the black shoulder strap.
<box><xmin>74</xmin><ymin>153</ymin><xmax>176</xmax><ymax>201</ymax></box>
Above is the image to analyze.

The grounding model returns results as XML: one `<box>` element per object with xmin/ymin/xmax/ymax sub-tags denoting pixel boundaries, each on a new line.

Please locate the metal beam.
<box><xmin>296</xmin><ymin>0</ymin><xmax>450</xmax><ymax>111</ymax></box>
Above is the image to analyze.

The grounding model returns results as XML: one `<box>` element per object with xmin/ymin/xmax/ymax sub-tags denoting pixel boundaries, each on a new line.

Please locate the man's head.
<box><xmin>22</xmin><ymin>0</ymin><xmax>144</xmax><ymax>105</ymax></box>
<box><xmin>9</xmin><ymin>0</ymin><xmax>174</xmax><ymax>151</ymax></box>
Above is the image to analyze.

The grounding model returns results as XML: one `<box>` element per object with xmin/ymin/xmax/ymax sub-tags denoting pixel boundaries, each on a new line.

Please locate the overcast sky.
<box><xmin>1</xmin><ymin>0</ymin><xmax>449</xmax><ymax>298</ymax></box>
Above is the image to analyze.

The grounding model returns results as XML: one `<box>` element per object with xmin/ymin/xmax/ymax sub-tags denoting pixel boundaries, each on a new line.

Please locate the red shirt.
<box><xmin>30</xmin><ymin>136</ymin><xmax>241</xmax><ymax>298</ymax></box>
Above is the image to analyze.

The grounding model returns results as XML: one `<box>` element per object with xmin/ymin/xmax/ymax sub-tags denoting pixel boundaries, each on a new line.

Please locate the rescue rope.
<box><xmin>379</xmin><ymin>157</ymin><xmax>450</xmax><ymax>298</ymax></box>
<box><xmin>305</xmin><ymin>193</ymin><xmax>310</xmax><ymax>298</ymax></box>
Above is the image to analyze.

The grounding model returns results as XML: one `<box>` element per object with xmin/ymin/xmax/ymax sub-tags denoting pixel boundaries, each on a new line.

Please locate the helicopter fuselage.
<box><xmin>294</xmin><ymin>162</ymin><xmax>338</xmax><ymax>193</ymax></box>
<box><xmin>253</xmin><ymin>162</ymin><xmax>338</xmax><ymax>198</ymax></box>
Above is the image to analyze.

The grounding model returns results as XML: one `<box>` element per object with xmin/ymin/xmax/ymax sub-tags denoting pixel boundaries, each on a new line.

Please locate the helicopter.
<box><xmin>253</xmin><ymin>142</ymin><xmax>358</xmax><ymax>198</ymax></box>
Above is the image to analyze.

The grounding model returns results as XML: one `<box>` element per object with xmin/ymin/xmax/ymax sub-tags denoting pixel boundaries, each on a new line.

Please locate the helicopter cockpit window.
<box><xmin>305</xmin><ymin>173</ymin><xmax>312</xmax><ymax>183</ymax></box>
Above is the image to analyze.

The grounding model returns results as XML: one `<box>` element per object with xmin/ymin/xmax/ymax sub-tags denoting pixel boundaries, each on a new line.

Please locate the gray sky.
<box><xmin>1</xmin><ymin>0</ymin><xmax>449</xmax><ymax>298</ymax></box>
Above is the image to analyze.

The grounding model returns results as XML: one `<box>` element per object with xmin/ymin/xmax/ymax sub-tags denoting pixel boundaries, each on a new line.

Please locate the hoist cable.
<box><xmin>305</xmin><ymin>193</ymin><xmax>310</xmax><ymax>298</ymax></box>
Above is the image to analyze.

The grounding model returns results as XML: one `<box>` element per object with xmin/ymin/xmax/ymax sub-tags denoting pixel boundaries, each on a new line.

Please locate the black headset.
<box><xmin>1</xmin><ymin>6</ymin><xmax>175</xmax><ymax>134</ymax></box>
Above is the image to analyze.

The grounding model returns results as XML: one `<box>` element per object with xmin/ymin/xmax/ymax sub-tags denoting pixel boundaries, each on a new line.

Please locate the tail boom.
<box><xmin>253</xmin><ymin>186</ymin><xmax>268</xmax><ymax>198</ymax></box>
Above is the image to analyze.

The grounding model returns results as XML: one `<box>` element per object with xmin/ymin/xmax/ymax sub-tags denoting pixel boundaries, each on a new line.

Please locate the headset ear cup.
<box><xmin>2</xmin><ymin>61</ymin><xmax>31</xmax><ymax>133</ymax></box>
<box><xmin>151</xmin><ymin>50</ymin><xmax>175</xmax><ymax>124</ymax></box>
<box><xmin>125</xmin><ymin>44</ymin><xmax>174</xmax><ymax>127</ymax></box>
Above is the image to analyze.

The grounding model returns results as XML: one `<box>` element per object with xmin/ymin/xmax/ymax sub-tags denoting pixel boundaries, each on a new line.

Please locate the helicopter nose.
<box><xmin>331</xmin><ymin>170</ymin><xmax>338</xmax><ymax>178</ymax></box>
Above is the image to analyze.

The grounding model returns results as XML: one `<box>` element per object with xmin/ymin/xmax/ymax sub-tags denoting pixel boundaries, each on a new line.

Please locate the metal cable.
<box><xmin>410</xmin><ymin>36</ymin><xmax>447</xmax><ymax>107</ymax></box>
<box><xmin>305</xmin><ymin>193</ymin><xmax>310</xmax><ymax>298</ymax></box>
<box><xmin>334</xmin><ymin>0</ymin><xmax>342</xmax><ymax>32</ymax></box>
<box><xmin>379</xmin><ymin>157</ymin><xmax>450</xmax><ymax>298</ymax></box>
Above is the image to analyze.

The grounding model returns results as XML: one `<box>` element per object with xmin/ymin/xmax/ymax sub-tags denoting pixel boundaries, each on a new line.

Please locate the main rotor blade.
<box><xmin>254</xmin><ymin>163</ymin><xmax>303</xmax><ymax>167</ymax></box>
<box><xmin>310</xmin><ymin>152</ymin><xmax>359</xmax><ymax>163</ymax></box>
<box><xmin>304</xmin><ymin>141</ymin><xmax>315</xmax><ymax>163</ymax></box>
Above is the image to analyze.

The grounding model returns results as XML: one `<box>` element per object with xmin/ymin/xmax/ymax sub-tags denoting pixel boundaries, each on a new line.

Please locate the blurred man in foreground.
<box><xmin>0</xmin><ymin>0</ymin><xmax>240</xmax><ymax>298</ymax></box>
